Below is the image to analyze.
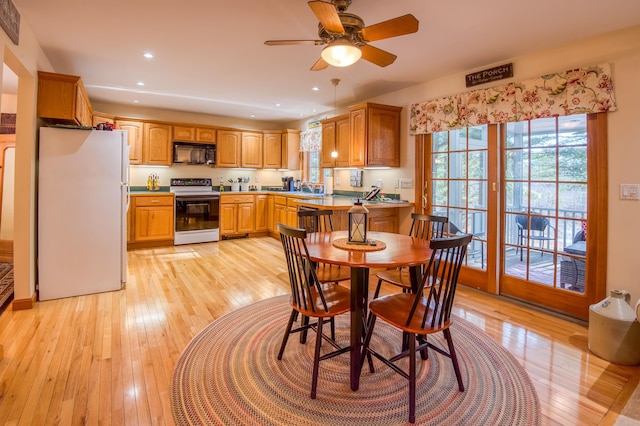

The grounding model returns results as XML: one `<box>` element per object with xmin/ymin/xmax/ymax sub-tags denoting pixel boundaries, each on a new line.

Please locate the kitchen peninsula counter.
<box><xmin>263</xmin><ymin>191</ymin><xmax>413</xmax><ymax>234</ymax></box>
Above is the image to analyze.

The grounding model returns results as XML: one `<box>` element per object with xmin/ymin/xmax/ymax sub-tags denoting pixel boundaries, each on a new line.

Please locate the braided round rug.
<box><xmin>171</xmin><ymin>295</ymin><xmax>540</xmax><ymax>425</ymax></box>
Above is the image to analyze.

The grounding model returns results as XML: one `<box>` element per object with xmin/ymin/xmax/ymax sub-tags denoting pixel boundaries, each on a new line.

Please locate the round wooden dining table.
<box><xmin>304</xmin><ymin>230</ymin><xmax>433</xmax><ymax>391</ymax></box>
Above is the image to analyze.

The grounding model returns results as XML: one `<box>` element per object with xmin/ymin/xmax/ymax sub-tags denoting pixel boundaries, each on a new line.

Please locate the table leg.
<box><xmin>350</xmin><ymin>266</ymin><xmax>368</xmax><ymax>391</ymax></box>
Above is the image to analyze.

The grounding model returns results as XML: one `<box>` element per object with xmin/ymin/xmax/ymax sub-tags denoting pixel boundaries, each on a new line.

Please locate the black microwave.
<box><xmin>173</xmin><ymin>142</ymin><xmax>216</xmax><ymax>165</ymax></box>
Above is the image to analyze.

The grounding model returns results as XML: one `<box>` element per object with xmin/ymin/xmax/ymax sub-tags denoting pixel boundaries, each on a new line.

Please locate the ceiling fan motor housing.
<box><xmin>318</xmin><ymin>13</ymin><xmax>365</xmax><ymax>44</ymax></box>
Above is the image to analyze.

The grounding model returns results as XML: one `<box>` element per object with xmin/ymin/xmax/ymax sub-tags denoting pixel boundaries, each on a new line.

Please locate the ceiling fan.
<box><xmin>264</xmin><ymin>0</ymin><xmax>419</xmax><ymax>70</ymax></box>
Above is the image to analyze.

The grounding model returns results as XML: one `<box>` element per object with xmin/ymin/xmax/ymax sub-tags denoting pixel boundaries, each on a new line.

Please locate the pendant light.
<box><xmin>330</xmin><ymin>78</ymin><xmax>340</xmax><ymax>158</ymax></box>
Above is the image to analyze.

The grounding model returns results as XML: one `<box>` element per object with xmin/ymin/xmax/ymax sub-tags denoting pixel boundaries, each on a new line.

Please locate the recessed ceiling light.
<box><xmin>312</xmin><ymin>86</ymin><xmax>319</xmax><ymax>91</ymax></box>
<box><xmin>250</xmin><ymin>114</ymin><xmax>255</xmax><ymax>118</ymax></box>
<box><xmin>299</xmin><ymin>113</ymin><xmax>304</xmax><ymax>116</ymax></box>
<box><xmin>275</xmin><ymin>103</ymin><xmax>281</xmax><ymax>107</ymax></box>
<box><xmin>133</xmin><ymin>100</ymin><xmax>140</xmax><ymax>103</ymax></box>
<box><xmin>137</xmin><ymin>81</ymin><xmax>144</xmax><ymax>86</ymax></box>
<box><xmin>143</xmin><ymin>52</ymin><xmax>154</xmax><ymax>59</ymax></box>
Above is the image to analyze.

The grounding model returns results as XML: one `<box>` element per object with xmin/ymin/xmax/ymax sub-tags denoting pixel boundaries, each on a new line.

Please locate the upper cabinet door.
<box><xmin>115</xmin><ymin>120</ymin><xmax>144</xmax><ymax>165</ymax></box>
<box><xmin>143</xmin><ymin>123</ymin><xmax>172</xmax><ymax>166</ymax></box>
<box><xmin>217</xmin><ymin>130</ymin><xmax>241</xmax><ymax>167</ymax></box>
<box><xmin>282</xmin><ymin>129</ymin><xmax>300</xmax><ymax>171</ymax></box>
<box><xmin>173</xmin><ymin>125</ymin><xmax>195</xmax><ymax>142</ymax></box>
<box><xmin>263</xmin><ymin>132</ymin><xmax>282</xmax><ymax>169</ymax></box>
<box><xmin>241</xmin><ymin>132</ymin><xmax>263</xmax><ymax>168</ymax></box>
<box><xmin>320</xmin><ymin>120</ymin><xmax>336</xmax><ymax>168</ymax></box>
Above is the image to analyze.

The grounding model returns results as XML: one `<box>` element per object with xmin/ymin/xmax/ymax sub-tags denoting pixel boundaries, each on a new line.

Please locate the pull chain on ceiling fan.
<box><xmin>264</xmin><ymin>0</ymin><xmax>419</xmax><ymax>70</ymax></box>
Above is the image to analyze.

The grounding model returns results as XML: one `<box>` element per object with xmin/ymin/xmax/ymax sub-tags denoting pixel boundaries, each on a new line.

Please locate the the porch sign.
<box><xmin>0</xmin><ymin>0</ymin><xmax>19</xmax><ymax>45</ymax></box>
<box><xmin>466</xmin><ymin>63</ymin><xmax>513</xmax><ymax>87</ymax></box>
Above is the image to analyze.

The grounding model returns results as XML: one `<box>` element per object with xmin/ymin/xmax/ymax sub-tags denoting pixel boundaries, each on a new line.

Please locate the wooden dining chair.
<box><xmin>372</xmin><ymin>213</ymin><xmax>448</xmax><ymax>299</ymax></box>
<box><xmin>298</xmin><ymin>209</ymin><xmax>351</xmax><ymax>285</ymax></box>
<box><xmin>277</xmin><ymin>223</ymin><xmax>351</xmax><ymax>399</ymax></box>
<box><xmin>362</xmin><ymin>233</ymin><xmax>472</xmax><ymax>424</ymax></box>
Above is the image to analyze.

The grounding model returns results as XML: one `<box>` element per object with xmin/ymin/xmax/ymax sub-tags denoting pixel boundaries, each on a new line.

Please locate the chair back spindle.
<box><xmin>298</xmin><ymin>209</ymin><xmax>335</xmax><ymax>233</ymax></box>
<box><xmin>278</xmin><ymin>223</ymin><xmax>328</xmax><ymax>314</ymax></box>
<box><xmin>407</xmin><ymin>234</ymin><xmax>472</xmax><ymax>329</ymax></box>
<box><xmin>409</xmin><ymin>213</ymin><xmax>448</xmax><ymax>240</ymax></box>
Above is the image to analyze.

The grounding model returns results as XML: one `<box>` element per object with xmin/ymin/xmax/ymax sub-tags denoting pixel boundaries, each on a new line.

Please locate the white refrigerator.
<box><xmin>38</xmin><ymin>127</ymin><xmax>129</xmax><ymax>301</ymax></box>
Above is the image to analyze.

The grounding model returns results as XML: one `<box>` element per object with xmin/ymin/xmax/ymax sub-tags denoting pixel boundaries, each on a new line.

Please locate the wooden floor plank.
<box><xmin>0</xmin><ymin>237</ymin><xmax>636</xmax><ymax>425</ymax></box>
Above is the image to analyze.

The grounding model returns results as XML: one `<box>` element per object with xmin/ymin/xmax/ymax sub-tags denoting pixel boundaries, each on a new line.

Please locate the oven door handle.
<box><xmin>175</xmin><ymin>195</ymin><xmax>219</xmax><ymax>202</ymax></box>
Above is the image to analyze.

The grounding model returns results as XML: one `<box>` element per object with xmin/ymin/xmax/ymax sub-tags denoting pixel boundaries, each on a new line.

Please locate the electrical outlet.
<box><xmin>375</xmin><ymin>179</ymin><xmax>383</xmax><ymax>190</ymax></box>
<box><xmin>400</xmin><ymin>178</ymin><xmax>414</xmax><ymax>189</ymax></box>
<box><xmin>393</xmin><ymin>179</ymin><xmax>399</xmax><ymax>188</ymax></box>
<box><xmin>254</xmin><ymin>175</ymin><xmax>259</xmax><ymax>183</ymax></box>
<box><xmin>335</xmin><ymin>177</ymin><xmax>341</xmax><ymax>186</ymax></box>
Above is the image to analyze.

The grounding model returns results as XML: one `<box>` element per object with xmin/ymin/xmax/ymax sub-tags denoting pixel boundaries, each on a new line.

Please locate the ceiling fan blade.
<box><xmin>265</xmin><ymin>40</ymin><xmax>324</xmax><ymax>46</ymax></box>
<box><xmin>310</xmin><ymin>57</ymin><xmax>329</xmax><ymax>71</ymax></box>
<box><xmin>360</xmin><ymin>14</ymin><xmax>419</xmax><ymax>42</ymax></box>
<box><xmin>360</xmin><ymin>44</ymin><xmax>397</xmax><ymax>67</ymax></box>
<box><xmin>308</xmin><ymin>1</ymin><xmax>344</xmax><ymax>34</ymax></box>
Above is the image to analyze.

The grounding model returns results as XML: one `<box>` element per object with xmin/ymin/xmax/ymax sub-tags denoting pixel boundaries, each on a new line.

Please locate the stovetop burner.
<box><xmin>170</xmin><ymin>178</ymin><xmax>218</xmax><ymax>195</ymax></box>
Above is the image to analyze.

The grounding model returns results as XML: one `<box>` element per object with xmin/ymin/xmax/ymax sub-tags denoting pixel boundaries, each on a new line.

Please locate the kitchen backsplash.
<box><xmin>129</xmin><ymin>165</ymin><xmax>414</xmax><ymax>199</ymax></box>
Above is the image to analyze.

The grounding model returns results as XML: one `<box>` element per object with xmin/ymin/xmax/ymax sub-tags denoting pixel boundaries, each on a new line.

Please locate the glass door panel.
<box><xmin>430</xmin><ymin>126</ymin><xmax>488</xmax><ymax>271</ymax></box>
<box><xmin>502</xmin><ymin>115</ymin><xmax>588</xmax><ymax>294</ymax></box>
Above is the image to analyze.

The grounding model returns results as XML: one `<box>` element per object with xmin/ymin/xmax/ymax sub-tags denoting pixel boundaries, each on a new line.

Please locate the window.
<box><xmin>302</xmin><ymin>151</ymin><xmax>322</xmax><ymax>183</ymax></box>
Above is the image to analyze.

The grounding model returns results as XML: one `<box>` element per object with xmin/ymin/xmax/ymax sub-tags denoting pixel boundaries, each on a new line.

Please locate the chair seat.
<box><xmin>375</xmin><ymin>268</ymin><xmax>412</xmax><ymax>289</ymax></box>
<box><xmin>289</xmin><ymin>284</ymin><xmax>351</xmax><ymax>318</ymax></box>
<box><xmin>369</xmin><ymin>293</ymin><xmax>450</xmax><ymax>335</ymax></box>
<box><xmin>316</xmin><ymin>264</ymin><xmax>351</xmax><ymax>284</ymax></box>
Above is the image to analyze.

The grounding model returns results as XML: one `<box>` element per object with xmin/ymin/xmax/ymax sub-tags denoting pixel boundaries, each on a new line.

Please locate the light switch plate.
<box><xmin>620</xmin><ymin>184</ymin><xmax>640</xmax><ymax>200</ymax></box>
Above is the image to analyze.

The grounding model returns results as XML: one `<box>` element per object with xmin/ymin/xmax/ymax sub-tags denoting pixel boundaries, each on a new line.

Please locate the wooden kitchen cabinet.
<box><xmin>173</xmin><ymin>125</ymin><xmax>217</xmax><ymax>144</ymax></box>
<box><xmin>129</xmin><ymin>194</ymin><xmax>175</xmax><ymax>249</ymax></box>
<box><xmin>115</xmin><ymin>120</ymin><xmax>144</xmax><ymax>164</ymax></box>
<box><xmin>368</xmin><ymin>208</ymin><xmax>399</xmax><ymax>233</ymax></box>
<box><xmin>173</xmin><ymin>125</ymin><xmax>195</xmax><ymax>141</ymax></box>
<box><xmin>282</xmin><ymin>129</ymin><xmax>301</xmax><ymax>170</ymax></box>
<box><xmin>220</xmin><ymin>194</ymin><xmax>255</xmax><ymax>236</ymax></box>
<box><xmin>216</xmin><ymin>130</ymin><xmax>241</xmax><ymax>167</ymax></box>
<box><xmin>92</xmin><ymin>112</ymin><xmax>115</xmax><ymax>127</ymax></box>
<box><xmin>254</xmin><ymin>194</ymin><xmax>268</xmax><ymax>231</ymax></box>
<box><xmin>195</xmin><ymin>127</ymin><xmax>216</xmax><ymax>143</ymax></box>
<box><xmin>143</xmin><ymin>122</ymin><xmax>172</xmax><ymax>166</ymax></box>
<box><xmin>320</xmin><ymin>114</ymin><xmax>350</xmax><ymax>168</ymax></box>
<box><xmin>37</xmin><ymin>71</ymin><xmax>93</xmax><ymax>127</ymax></box>
<box><xmin>263</xmin><ymin>131</ymin><xmax>282</xmax><ymax>169</ymax></box>
<box><xmin>241</xmin><ymin>132</ymin><xmax>263</xmax><ymax>168</ymax></box>
<box><xmin>349</xmin><ymin>102</ymin><xmax>402</xmax><ymax>167</ymax></box>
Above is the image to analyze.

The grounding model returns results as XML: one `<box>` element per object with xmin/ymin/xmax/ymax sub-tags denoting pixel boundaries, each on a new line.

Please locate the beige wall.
<box><xmin>0</xmin><ymin>17</ymin><xmax>54</xmax><ymax>303</ymax></box>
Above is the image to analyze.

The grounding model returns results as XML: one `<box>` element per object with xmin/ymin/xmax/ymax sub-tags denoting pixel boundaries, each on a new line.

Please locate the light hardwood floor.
<box><xmin>0</xmin><ymin>237</ymin><xmax>637</xmax><ymax>425</ymax></box>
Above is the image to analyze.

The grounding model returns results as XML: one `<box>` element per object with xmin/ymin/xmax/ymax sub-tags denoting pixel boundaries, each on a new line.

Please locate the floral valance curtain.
<box><xmin>410</xmin><ymin>63</ymin><xmax>617</xmax><ymax>135</ymax></box>
<box><xmin>300</xmin><ymin>127</ymin><xmax>322</xmax><ymax>152</ymax></box>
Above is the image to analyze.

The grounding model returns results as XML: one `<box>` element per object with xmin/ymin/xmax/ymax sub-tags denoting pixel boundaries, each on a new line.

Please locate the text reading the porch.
<box><xmin>466</xmin><ymin>63</ymin><xmax>513</xmax><ymax>88</ymax></box>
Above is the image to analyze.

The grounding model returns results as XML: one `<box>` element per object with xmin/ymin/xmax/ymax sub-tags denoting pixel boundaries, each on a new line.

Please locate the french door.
<box><xmin>416</xmin><ymin>113</ymin><xmax>607</xmax><ymax>319</ymax></box>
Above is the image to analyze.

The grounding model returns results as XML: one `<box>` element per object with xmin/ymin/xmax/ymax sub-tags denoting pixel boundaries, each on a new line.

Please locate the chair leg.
<box><xmin>330</xmin><ymin>317</ymin><xmax>336</xmax><ymax>341</ymax></box>
<box><xmin>278</xmin><ymin>310</ymin><xmax>297</xmax><ymax>360</ymax></box>
<box><xmin>409</xmin><ymin>332</ymin><xmax>416</xmax><ymax>424</ymax></box>
<box><xmin>373</xmin><ymin>278</ymin><xmax>383</xmax><ymax>299</ymax></box>
<box><xmin>300</xmin><ymin>315</ymin><xmax>309</xmax><ymax>344</ymax></box>
<box><xmin>311</xmin><ymin>316</ymin><xmax>324</xmax><ymax>399</ymax></box>
<box><xmin>444</xmin><ymin>328</ymin><xmax>464</xmax><ymax>392</ymax></box>
<box><xmin>361</xmin><ymin>315</ymin><xmax>377</xmax><ymax>373</ymax></box>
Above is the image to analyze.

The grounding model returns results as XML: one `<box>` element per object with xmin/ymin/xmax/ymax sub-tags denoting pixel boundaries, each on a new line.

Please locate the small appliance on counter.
<box><xmin>282</xmin><ymin>176</ymin><xmax>294</xmax><ymax>191</ymax></box>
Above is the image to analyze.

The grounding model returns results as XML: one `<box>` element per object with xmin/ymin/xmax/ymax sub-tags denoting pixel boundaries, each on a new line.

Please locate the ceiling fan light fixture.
<box><xmin>321</xmin><ymin>39</ymin><xmax>361</xmax><ymax>67</ymax></box>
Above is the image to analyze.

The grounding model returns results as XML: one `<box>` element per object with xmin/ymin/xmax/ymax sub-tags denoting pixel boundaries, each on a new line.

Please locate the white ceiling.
<box><xmin>8</xmin><ymin>0</ymin><xmax>640</xmax><ymax>125</ymax></box>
